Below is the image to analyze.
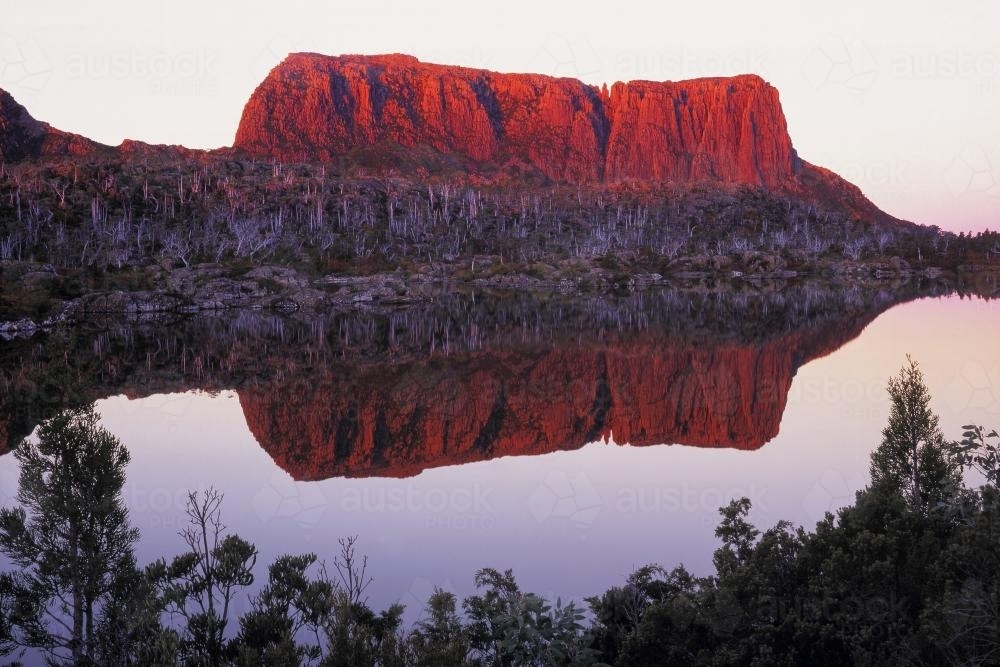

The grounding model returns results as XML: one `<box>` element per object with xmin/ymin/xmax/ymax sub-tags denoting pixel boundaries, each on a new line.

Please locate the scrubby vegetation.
<box><xmin>2</xmin><ymin>157</ymin><xmax>997</xmax><ymax>280</ymax></box>
<box><xmin>1</xmin><ymin>359</ymin><xmax>999</xmax><ymax>665</ymax></box>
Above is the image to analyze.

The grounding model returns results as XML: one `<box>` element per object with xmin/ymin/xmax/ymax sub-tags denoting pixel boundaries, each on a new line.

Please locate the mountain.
<box><xmin>0</xmin><ymin>88</ymin><xmax>109</xmax><ymax>161</ymax></box>
<box><xmin>234</xmin><ymin>53</ymin><xmax>797</xmax><ymax>187</ymax></box>
<box><xmin>0</xmin><ymin>54</ymin><xmax>901</xmax><ymax>224</ymax></box>
<box><xmin>233</xmin><ymin>53</ymin><xmax>897</xmax><ymax>222</ymax></box>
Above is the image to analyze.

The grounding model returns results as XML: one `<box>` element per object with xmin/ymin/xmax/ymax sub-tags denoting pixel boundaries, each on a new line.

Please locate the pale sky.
<box><xmin>2</xmin><ymin>0</ymin><xmax>998</xmax><ymax>232</ymax></box>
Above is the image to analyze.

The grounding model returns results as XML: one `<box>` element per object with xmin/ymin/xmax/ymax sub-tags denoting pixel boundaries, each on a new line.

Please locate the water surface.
<box><xmin>1</xmin><ymin>285</ymin><xmax>996</xmax><ymax>620</ymax></box>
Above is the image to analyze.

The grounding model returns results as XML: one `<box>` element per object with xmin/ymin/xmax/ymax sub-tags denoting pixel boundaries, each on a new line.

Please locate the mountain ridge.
<box><xmin>1</xmin><ymin>53</ymin><xmax>899</xmax><ymax>225</ymax></box>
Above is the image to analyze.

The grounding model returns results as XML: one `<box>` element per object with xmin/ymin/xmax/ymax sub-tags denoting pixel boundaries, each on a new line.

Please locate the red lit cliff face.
<box><xmin>234</xmin><ymin>53</ymin><xmax>609</xmax><ymax>181</ymax></box>
<box><xmin>238</xmin><ymin>312</ymin><xmax>871</xmax><ymax>481</ymax></box>
<box><xmin>233</xmin><ymin>53</ymin><xmax>797</xmax><ymax>186</ymax></box>
<box><xmin>0</xmin><ymin>88</ymin><xmax>108</xmax><ymax>161</ymax></box>
<box><xmin>603</xmin><ymin>77</ymin><xmax>797</xmax><ymax>186</ymax></box>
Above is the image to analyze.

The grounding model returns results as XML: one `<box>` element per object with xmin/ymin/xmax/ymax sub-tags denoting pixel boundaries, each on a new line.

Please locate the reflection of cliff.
<box><xmin>0</xmin><ymin>284</ymin><xmax>946</xmax><ymax>475</ymax></box>
<box><xmin>238</xmin><ymin>308</ymin><xmax>871</xmax><ymax>480</ymax></box>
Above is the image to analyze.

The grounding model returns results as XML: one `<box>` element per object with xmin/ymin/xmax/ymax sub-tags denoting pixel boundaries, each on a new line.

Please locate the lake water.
<box><xmin>1</xmin><ymin>285</ymin><xmax>997</xmax><ymax>622</ymax></box>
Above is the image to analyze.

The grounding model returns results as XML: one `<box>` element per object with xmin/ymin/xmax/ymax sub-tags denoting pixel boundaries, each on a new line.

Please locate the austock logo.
<box><xmin>402</xmin><ymin>576</ymin><xmax>460</xmax><ymax>622</ymax></box>
<box><xmin>251</xmin><ymin>471</ymin><xmax>329</xmax><ymax>537</ymax></box>
<box><xmin>788</xmin><ymin>374</ymin><xmax>888</xmax><ymax>423</ymax></box>
<box><xmin>942</xmin><ymin>143</ymin><xmax>1000</xmax><ymax>203</ymax></box>
<box><xmin>527</xmin><ymin>34</ymin><xmax>604</xmax><ymax>79</ymax></box>
<box><xmin>801</xmin><ymin>469</ymin><xmax>867</xmax><ymax>525</ymax></box>
<box><xmin>943</xmin><ymin>360</ymin><xmax>999</xmax><ymax>417</ymax></box>
<box><xmin>801</xmin><ymin>34</ymin><xmax>879</xmax><ymax>106</ymax></box>
<box><xmin>526</xmin><ymin>469</ymin><xmax>603</xmax><ymax>538</ymax></box>
<box><xmin>127</xmin><ymin>482</ymin><xmax>210</xmax><ymax>531</ymax></box>
<box><xmin>250</xmin><ymin>34</ymin><xmax>317</xmax><ymax>82</ymax></box>
<box><xmin>0</xmin><ymin>33</ymin><xmax>51</xmax><ymax>92</ymax></box>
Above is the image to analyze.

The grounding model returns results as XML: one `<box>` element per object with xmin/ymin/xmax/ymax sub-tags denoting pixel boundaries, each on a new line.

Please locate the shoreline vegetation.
<box><xmin>1</xmin><ymin>360</ymin><xmax>999</xmax><ymax>665</ymax></box>
<box><xmin>2</xmin><ymin>157</ymin><xmax>998</xmax><ymax>330</ymax></box>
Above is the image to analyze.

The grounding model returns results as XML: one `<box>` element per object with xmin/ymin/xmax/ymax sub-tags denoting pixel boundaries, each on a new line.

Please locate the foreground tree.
<box><xmin>234</xmin><ymin>553</ymin><xmax>335</xmax><ymax>666</ymax></box>
<box><xmin>0</xmin><ymin>405</ymin><xmax>139</xmax><ymax>665</ymax></box>
<box><xmin>949</xmin><ymin>425</ymin><xmax>1000</xmax><ymax>488</ymax></box>
<box><xmin>463</xmin><ymin>568</ymin><xmax>597</xmax><ymax>666</ymax></box>
<box><xmin>408</xmin><ymin>589</ymin><xmax>470</xmax><ymax>666</ymax></box>
<box><xmin>0</xmin><ymin>575</ymin><xmax>14</xmax><ymax>658</ymax></box>
<box><xmin>157</xmin><ymin>487</ymin><xmax>258</xmax><ymax>666</ymax></box>
<box><xmin>870</xmin><ymin>356</ymin><xmax>960</xmax><ymax>514</ymax></box>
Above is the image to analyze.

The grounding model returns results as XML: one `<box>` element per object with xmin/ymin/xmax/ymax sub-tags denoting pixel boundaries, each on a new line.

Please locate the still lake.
<box><xmin>1</xmin><ymin>285</ymin><xmax>997</xmax><ymax>621</ymax></box>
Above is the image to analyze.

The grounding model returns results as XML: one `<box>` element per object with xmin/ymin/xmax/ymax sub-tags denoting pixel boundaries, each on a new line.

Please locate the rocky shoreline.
<box><xmin>2</xmin><ymin>257</ymin><xmax>991</xmax><ymax>340</ymax></box>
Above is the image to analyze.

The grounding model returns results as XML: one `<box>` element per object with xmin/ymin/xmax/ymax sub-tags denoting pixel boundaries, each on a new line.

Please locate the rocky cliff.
<box><xmin>0</xmin><ymin>88</ymin><xmax>109</xmax><ymax>161</ymax></box>
<box><xmin>603</xmin><ymin>76</ymin><xmax>797</xmax><ymax>186</ymax></box>
<box><xmin>233</xmin><ymin>53</ymin><xmax>798</xmax><ymax>187</ymax></box>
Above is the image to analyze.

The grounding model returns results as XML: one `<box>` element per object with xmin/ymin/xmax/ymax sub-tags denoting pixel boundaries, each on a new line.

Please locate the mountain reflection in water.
<box><xmin>0</xmin><ymin>282</ymin><xmax>951</xmax><ymax>478</ymax></box>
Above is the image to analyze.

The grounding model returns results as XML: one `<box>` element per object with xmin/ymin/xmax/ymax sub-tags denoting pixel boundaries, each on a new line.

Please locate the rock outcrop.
<box><xmin>603</xmin><ymin>76</ymin><xmax>797</xmax><ymax>186</ymax></box>
<box><xmin>233</xmin><ymin>53</ymin><xmax>798</xmax><ymax>187</ymax></box>
<box><xmin>0</xmin><ymin>88</ymin><xmax>109</xmax><ymax>161</ymax></box>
